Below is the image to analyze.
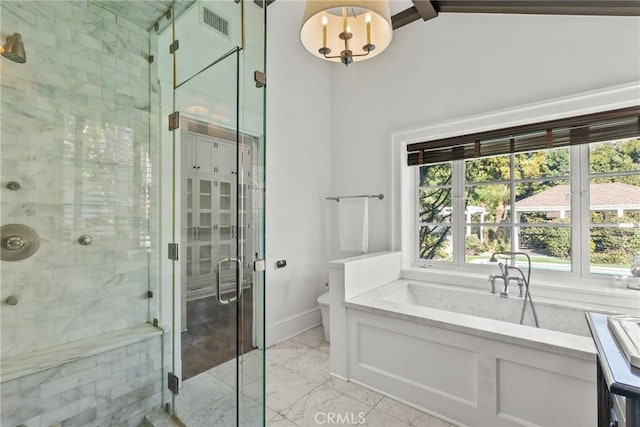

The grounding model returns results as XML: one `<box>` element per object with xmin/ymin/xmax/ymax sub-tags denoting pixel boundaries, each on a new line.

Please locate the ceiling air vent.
<box><xmin>201</xmin><ymin>6</ymin><xmax>229</xmax><ymax>37</ymax></box>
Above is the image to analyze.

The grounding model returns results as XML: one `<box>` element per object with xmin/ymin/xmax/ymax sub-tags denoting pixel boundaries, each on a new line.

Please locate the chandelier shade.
<box><xmin>300</xmin><ymin>0</ymin><xmax>393</xmax><ymax>66</ymax></box>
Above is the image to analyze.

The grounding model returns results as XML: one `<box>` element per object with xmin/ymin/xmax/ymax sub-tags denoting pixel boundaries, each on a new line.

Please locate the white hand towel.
<box><xmin>338</xmin><ymin>198</ymin><xmax>369</xmax><ymax>253</ymax></box>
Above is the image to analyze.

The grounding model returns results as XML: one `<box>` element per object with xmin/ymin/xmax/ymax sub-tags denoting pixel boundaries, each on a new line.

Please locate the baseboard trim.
<box><xmin>266</xmin><ymin>307</ymin><xmax>322</xmax><ymax>347</ymax></box>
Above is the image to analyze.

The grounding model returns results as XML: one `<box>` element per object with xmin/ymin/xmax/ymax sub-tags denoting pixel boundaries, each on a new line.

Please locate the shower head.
<box><xmin>1</xmin><ymin>33</ymin><xmax>26</xmax><ymax>63</ymax></box>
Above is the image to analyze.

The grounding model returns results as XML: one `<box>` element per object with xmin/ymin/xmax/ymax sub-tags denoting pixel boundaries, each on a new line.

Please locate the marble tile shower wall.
<box><xmin>0</xmin><ymin>1</ymin><xmax>158</xmax><ymax>358</ymax></box>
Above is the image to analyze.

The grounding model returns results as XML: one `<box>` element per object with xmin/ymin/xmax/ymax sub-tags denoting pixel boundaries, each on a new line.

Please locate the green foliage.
<box><xmin>484</xmin><ymin>226</ymin><xmax>509</xmax><ymax>252</ymax></box>
<box><xmin>419</xmin><ymin>188</ymin><xmax>451</xmax><ymax>223</ymax></box>
<box><xmin>589</xmin><ymin>139</ymin><xmax>640</xmax><ymax>186</ymax></box>
<box><xmin>543</xmin><ymin>221</ymin><xmax>571</xmax><ymax>259</ymax></box>
<box><xmin>471</xmin><ymin>185</ymin><xmax>510</xmax><ymax>223</ymax></box>
<box><xmin>591</xmin><ymin>250</ymin><xmax>630</xmax><ymax>265</ymax></box>
<box><xmin>465</xmin><ymin>155</ymin><xmax>510</xmax><ymax>182</ymax></box>
<box><xmin>419</xmin><ymin>163</ymin><xmax>452</xmax><ymax>186</ymax></box>
<box><xmin>419</xmin><ymin>225</ymin><xmax>450</xmax><ymax>260</ymax></box>
<box><xmin>590</xmin><ymin>217</ymin><xmax>640</xmax><ymax>265</ymax></box>
<box><xmin>465</xmin><ymin>235</ymin><xmax>484</xmax><ymax>255</ymax></box>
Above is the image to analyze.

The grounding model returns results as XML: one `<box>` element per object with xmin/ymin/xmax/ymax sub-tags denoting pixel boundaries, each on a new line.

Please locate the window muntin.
<box><xmin>415</xmin><ymin>141</ymin><xmax>640</xmax><ymax>277</ymax></box>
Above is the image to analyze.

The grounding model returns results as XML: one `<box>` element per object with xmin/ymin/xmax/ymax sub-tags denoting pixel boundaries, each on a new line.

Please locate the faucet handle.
<box><xmin>498</xmin><ymin>262</ymin><xmax>508</xmax><ymax>278</ymax></box>
<box><xmin>517</xmin><ymin>278</ymin><xmax>525</xmax><ymax>297</ymax></box>
<box><xmin>488</xmin><ymin>274</ymin><xmax>497</xmax><ymax>294</ymax></box>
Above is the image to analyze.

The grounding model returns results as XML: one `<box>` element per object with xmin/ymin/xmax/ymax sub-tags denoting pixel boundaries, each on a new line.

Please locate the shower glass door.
<box><xmin>168</xmin><ymin>1</ymin><xmax>266</xmax><ymax>425</ymax></box>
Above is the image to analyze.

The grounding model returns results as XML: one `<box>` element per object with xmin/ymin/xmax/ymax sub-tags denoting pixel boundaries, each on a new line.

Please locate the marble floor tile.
<box><xmin>144</xmin><ymin>408</ymin><xmax>181</xmax><ymax>427</ymax></box>
<box><xmin>374</xmin><ymin>397</ymin><xmax>452</xmax><ymax>427</ymax></box>
<box><xmin>323</xmin><ymin>377</ymin><xmax>383</xmax><ymax>407</ymax></box>
<box><xmin>206</xmin><ymin>357</ymin><xmax>237</xmax><ymax>387</ymax></box>
<box><xmin>206</xmin><ymin>349</ymin><xmax>275</xmax><ymax>391</ymax></box>
<box><xmin>266</xmin><ymin>407</ymin><xmax>281</xmax><ymax>421</ymax></box>
<box><xmin>181</xmin><ymin>392</ymin><xmax>235</xmax><ymax>426</ymax></box>
<box><xmin>281</xmin><ymin>385</ymin><xmax>372</xmax><ymax>427</ymax></box>
<box><xmin>316</xmin><ymin>342</ymin><xmax>330</xmax><ymax>354</ymax></box>
<box><xmin>267</xmin><ymin>341</ymin><xmax>315</xmax><ymax>366</ymax></box>
<box><xmin>286</xmin><ymin>348</ymin><xmax>330</xmax><ymax>383</ymax></box>
<box><xmin>238</xmin><ymin>395</ymin><xmax>266</xmax><ymax>427</ymax></box>
<box><xmin>245</xmin><ymin>348</ymin><xmax>279</xmax><ymax>373</ymax></box>
<box><xmin>152</xmin><ymin>328</ymin><xmax>445</xmax><ymax>427</ymax></box>
<box><xmin>267</xmin><ymin>413</ymin><xmax>299</xmax><ymax>426</ymax></box>
<box><xmin>174</xmin><ymin>373</ymin><xmax>234</xmax><ymax>418</ymax></box>
<box><xmin>288</xmin><ymin>326</ymin><xmax>327</xmax><ymax>349</ymax></box>
<box><xmin>244</xmin><ymin>366</ymin><xmax>320</xmax><ymax>413</ymax></box>
<box><xmin>180</xmin><ymin>392</ymin><xmax>264</xmax><ymax>426</ymax></box>
<box><xmin>360</xmin><ymin>408</ymin><xmax>412</xmax><ymax>427</ymax></box>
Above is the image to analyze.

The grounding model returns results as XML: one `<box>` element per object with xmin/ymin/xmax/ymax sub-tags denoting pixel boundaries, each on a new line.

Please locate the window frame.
<box><xmin>412</xmin><ymin>144</ymin><xmax>632</xmax><ymax>279</ymax></box>
<box><xmin>391</xmin><ymin>83</ymin><xmax>640</xmax><ymax>294</ymax></box>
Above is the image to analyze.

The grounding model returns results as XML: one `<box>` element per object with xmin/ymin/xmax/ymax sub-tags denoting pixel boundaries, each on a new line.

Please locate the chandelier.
<box><xmin>300</xmin><ymin>1</ymin><xmax>393</xmax><ymax>66</ymax></box>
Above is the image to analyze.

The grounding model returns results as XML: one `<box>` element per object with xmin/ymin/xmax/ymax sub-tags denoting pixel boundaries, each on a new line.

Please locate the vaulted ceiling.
<box><xmin>92</xmin><ymin>0</ymin><xmax>640</xmax><ymax>32</ymax></box>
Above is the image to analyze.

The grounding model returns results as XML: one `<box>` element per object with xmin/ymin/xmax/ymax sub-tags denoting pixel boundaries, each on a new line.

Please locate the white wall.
<box><xmin>330</xmin><ymin>13</ymin><xmax>640</xmax><ymax>253</ymax></box>
<box><xmin>265</xmin><ymin>0</ymin><xmax>333</xmax><ymax>346</ymax></box>
<box><xmin>264</xmin><ymin>7</ymin><xmax>640</xmax><ymax>345</ymax></box>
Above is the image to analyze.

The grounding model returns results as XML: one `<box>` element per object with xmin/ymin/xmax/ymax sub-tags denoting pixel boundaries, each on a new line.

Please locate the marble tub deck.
<box><xmin>148</xmin><ymin>326</ymin><xmax>454</xmax><ymax>426</ymax></box>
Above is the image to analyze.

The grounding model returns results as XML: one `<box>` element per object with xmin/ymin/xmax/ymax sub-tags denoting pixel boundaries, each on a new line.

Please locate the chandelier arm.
<box><xmin>323</xmin><ymin>50</ymin><xmax>371</xmax><ymax>60</ymax></box>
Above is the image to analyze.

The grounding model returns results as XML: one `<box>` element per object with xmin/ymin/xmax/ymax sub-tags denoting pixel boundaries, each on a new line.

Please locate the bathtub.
<box><xmin>339</xmin><ymin>277</ymin><xmax>598</xmax><ymax>427</ymax></box>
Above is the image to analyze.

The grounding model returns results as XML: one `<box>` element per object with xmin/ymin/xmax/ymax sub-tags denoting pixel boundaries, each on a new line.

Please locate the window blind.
<box><xmin>407</xmin><ymin>106</ymin><xmax>640</xmax><ymax>166</ymax></box>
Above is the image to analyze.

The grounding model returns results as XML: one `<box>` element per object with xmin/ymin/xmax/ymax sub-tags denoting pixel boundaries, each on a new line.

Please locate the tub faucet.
<box><xmin>488</xmin><ymin>262</ymin><xmax>522</xmax><ymax>297</ymax></box>
<box><xmin>489</xmin><ymin>251</ymin><xmax>539</xmax><ymax>327</ymax></box>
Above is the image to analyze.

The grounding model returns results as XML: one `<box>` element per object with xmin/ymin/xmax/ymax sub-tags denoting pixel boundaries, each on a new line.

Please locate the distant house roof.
<box><xmin>514</xmin><ymin>183</ymin><xmax>640</xmax><ymax>211</ymax></box>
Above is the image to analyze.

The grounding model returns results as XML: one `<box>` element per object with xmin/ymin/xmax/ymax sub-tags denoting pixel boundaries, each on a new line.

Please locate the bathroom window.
<box><xmin>410</xmin><ymin>107</ymin><xmax>640</xmax><ymax>278</ymax></box>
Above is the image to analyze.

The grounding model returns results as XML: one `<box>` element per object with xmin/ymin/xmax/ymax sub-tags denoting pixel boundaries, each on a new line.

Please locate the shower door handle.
<box><xmin>216</xmin><ymin>257</ymin><xmax>242</xmax><ymax>304</ymax></box>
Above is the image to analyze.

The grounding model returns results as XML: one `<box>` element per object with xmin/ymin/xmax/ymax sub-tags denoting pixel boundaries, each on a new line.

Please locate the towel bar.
<box><xmin>326</xmin><ymin>194</ymin><xmax>384</xmax><ymax>202</ymax></box>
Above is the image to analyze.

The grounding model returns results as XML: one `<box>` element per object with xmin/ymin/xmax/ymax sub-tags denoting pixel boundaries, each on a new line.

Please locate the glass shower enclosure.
<box><xmin>156</xmin><ymin>1</ymin><xmax>266</xmax><ymax>424</ymax></box>
<box><xmin>0</xmin><ymin>1</ymin><xmax>266</xmax><ymax>426</ymax></box>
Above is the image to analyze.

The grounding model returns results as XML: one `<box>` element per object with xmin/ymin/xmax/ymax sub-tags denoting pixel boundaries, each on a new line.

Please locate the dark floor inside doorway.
<box><xmin>181</xmin><ymin>288</ymin><xmax>254</xmax><ymax>380</ymax></box>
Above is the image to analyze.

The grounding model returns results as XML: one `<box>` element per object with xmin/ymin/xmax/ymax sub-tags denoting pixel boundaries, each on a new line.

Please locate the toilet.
<box><xmin>317</xmin><ymin>291</ymin><xmax>330</xmax><ymax>342</ymax></box>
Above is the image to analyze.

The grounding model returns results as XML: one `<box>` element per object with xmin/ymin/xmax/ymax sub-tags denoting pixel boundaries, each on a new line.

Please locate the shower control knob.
<box><xmin>3</xmin><ymin>235</ymin><xmax>25</xmax><ymax>251</ymax></box>
<box><xmin>6</xmin><ymin>181</ymin><xmax>21</xmax><ymax>191</ymax></box>
<box><xmin>78</xmin><ymin>235</ymin><xmax>92</xmax><ymax>245</ymax></box>
<box><xmin>6</xmin><ymin>295</ymin><xmax>19</xmax><ymax>306</ymax></box>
